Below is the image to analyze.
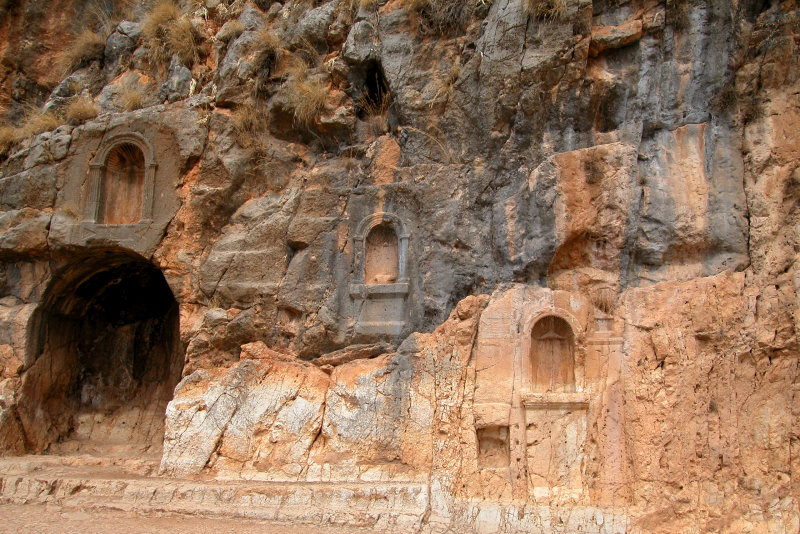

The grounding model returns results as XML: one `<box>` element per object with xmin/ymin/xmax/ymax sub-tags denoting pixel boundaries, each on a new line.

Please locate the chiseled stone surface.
<box><xmin>0</xmin><ymin>0</ymin><xmax>799</xmax><ymax>532</ymax></box>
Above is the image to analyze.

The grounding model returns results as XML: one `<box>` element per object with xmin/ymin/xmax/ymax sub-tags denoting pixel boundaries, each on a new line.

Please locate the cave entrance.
<box><xmin>356</xmin><ymin>59</ymin><xmax>391</xmax><ymax>119</ymax></box>
<box><xmin>19</xmin><ymin>249</ymin><xmax>183</xmax><ymax>457</ymax></box>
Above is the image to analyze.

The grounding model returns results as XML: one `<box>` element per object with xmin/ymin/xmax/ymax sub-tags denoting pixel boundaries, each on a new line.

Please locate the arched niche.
<box><xmin>365</xmin><ymin>223</ymin><xmax>399</xmax><ymax>285</ymax></box>
<box><xmin>18</xmin><ymin>248</ymin><xmax>183</xmax><ymax>454</ymax></box>
<box><xmin>85</xmin><ymin>132</ymin><xmax>157</xmax><ymax>225</ymax></box>
<box><xmin>353</xmin><ymin>212</ymin><xmax>409</xmax><ymax>285</ymax></box>
<box><xmin>529</xmin><ymin>315</ymin><xmax>576</xmax><ymax>393</ymax></box>
<box><xmin>521</xmin><ymin>309</ymin><xmax>585</xmax><ymax>395</ymax></box>
<box><xmin>350</xmin><ymin>211</ymin><xmax>410</xmax><ymax>337</ymax></box>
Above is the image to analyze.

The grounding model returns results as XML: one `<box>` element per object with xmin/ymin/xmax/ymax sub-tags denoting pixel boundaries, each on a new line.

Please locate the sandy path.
<box><xmin>0</xmin><ymin>504</ymin><xmax>382</xmax><ymax>534</ymax></box>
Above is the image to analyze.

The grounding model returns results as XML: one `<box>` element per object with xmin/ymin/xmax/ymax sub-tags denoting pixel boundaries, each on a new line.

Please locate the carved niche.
<box><xmin>365</xmin><ymin>223</ymin><xmax>399</xmax><ymax>285</ymax></box>
<box><xmin>350</xmin><ymin>212</ymin><xmax>410</xmax><ymax>337</ymax></box>
<box><xmin>85</xmin><ymin>132</ymin><xmax>157</xmax><ymax>225</ymax></box>
<box><xmin>529</xmin><ymin>315</ymin><xmax>576</xmax><ymax>393</ymax></box>
<box><xmin>522</xmin><ymin>313</ymin><xmax>587</xmax><ymax>497</ymax></box>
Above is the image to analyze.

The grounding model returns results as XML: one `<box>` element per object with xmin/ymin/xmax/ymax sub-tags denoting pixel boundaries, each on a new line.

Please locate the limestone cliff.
<box><xmin>0</xmin><ymin>0</ymin><xmax>798</xmax><ymax>532</ymax></box>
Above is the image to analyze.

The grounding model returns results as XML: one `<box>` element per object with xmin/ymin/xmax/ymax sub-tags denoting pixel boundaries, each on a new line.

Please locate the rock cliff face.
<box><xmin>0</xmin><ymin>0</ymin><xmax>799</xmax><ymax>531</ymax></box>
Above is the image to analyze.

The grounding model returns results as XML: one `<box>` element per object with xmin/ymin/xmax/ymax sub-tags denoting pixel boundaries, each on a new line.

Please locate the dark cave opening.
<box><xmin>356</xmin><ymin>60</ymin><xmax>392</xmax><ymax>120</ymax></box>
<box><xmin>19</xmin><ymin>249</ymin><xmax>183</xmax><ymax>455</ymax></box>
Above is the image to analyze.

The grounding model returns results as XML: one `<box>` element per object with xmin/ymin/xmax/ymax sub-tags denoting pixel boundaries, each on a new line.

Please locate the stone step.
<box><xmin>0</xmin><ymin>469</ymin><xmax>429</xmax><ymax>532</ymax></box>
<box><xmin>0</xmin><ymin>456</ymin><xmax>629</xmax><ymax>533</ymax></box>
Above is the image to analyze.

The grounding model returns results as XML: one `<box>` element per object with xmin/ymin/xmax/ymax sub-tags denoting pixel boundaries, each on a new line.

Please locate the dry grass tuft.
<box><xmin>405</xmin><ymin>0</ymin><xmax>474</xmax><ymax>36</ymax></box>
<box><xmin>0</xmin><ymin>106</ymin><xmax>66</xmax><ymax>156</ymax></box>
<box><xmin>590</xmin><ymin>287</ymin><xmax>617</xmax><ymax>315</ymax></box>
<box><xmin>524</xmin><ymin>0</ymin><xmax>568</xmax><ymax>20</ymax></box>
<box><xmin>282</xmin><ymin>59</ymin><xmax>328</xmax><ymax>126</ymax></box>
<box><xmin>0</xmin><ymin>126</ymin><xmax>20</xmax><ymax>157</ymax></box>
<box><xmin>118</xmin><ymin>79</ymin><xmax>147</xmax><ymax>111</ymax></box>
<box><xmin>255</xmin><ymin>27</ymin><xmax>281</xmax><ymax>56</ymax></box>
<box><xmin>287</xmin><ymin>36</ymin><xmax>322</xmax><ymax>69</ymax></box>
<box><xmin>86</xmin><ymin>0</ymin><xmax>136</xmax><ymax>36</ymax></box>
<box><xmin>253</xmin><ymin>28</ymin><xmax>282</xmax><ymax>97</ymax></box>
<box><xmin>65</xmin><ymin>96</ymin><xmax>99</xmax><ymax>125</ymax></box>
<box><xmin>143</xmin><ymin>0</ymin><xmax>181</xmax><ymax>38</ymax></box>
<box><xmin>142</xmin><ymin>0</ymin><xmax>200</xmax><ymax>67</ymax></box>
<box><xmin>18</xmin><ymin>109</ymin><xmax>63</xmax><ymax>139</ymax></box>
<box><xmin>287</xmin><ymin>78</ymin><xmax>328</xmax><ymax>126</ymax></box>
<box><xmin>232</xmin><ymin>99</ymin><xmax>268</xmax><ymax>146</ymax></box>
<box><xmin>61</xmin><ymin>30</ymin><xmax>106</xmax><ymax>74</ymax></box>
<box><xmin>358</xmin><ymin>93</ymin><xmax>390</xmax><ymax>137</ymax></box>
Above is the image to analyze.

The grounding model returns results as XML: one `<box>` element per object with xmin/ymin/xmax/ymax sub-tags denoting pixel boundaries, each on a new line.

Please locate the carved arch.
<box><xmin>352</xmin><ymin>211</ymin><xmax>410</xmax><ymax>284</ymax></box>
<box><xmin>85</xmin><ymin>132</ymin><xmax>158</xmax><ymax>224</ymax></box>
<box><xmin>521</xmin><ymin>308</ymin><xmax>586</xmax><ymax>393</ymax></box>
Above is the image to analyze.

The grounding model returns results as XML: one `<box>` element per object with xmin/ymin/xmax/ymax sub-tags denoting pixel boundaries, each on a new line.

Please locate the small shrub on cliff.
<box><xmin>142</xmin><ymin>1</ymin><xmax>201</xmax><ymax>67</ymax></box>
<box><xmin>405</xmin><ymin>0</ymin><xmax>474</xmax><ymax>36</ymax></box>
<box><xmin>253</xmin><ymin>29</ymin><xmax>282</xmax><ymax>98</ymax></box>
<box><xmin>18</xmin><ymin>109</ymin><xmax>63</xmax><ymax>139</ymax></box>
<box><xmin>86</xmin><ymin>0</ymin><xmax>136</xmax><ymax>36</ymax></box>
<box><xmin>61</xmin><ymin>29</ymin><xmax>106</xmax><ymax>74</ymax></box>
<box><xmin>524</xmin><ymin>0</ymin><xmax>568</xmax><ymax>20</ymax></box>
<box><xmin>119</xmin><ymin>85</ymin><xmax>145</xmax><ymax>111</ymax></box>
<box><xmin>255</xmin><ymin>28</ymin><xmax>281</xmax><ymax>58</ymax></box>
<box><xmin>0</xmin><ymin>107</ymin><xmax>63</xmax><ymax>157</ymax></box>
<box><xmin>232</xmin><ymin>100</ymin><xmax>268</xmax><ymax>146</ymax></box>
<box><xmin>286</xmin><ymin>77</ymin><xmax>328</xmax><ymax>126</ymax></box>
<box><xmin>283</xmin><ymin>58</ymin><xmax>328</xmax><ymax>126</ymax></box>
<box><xmin>65</xmin><ymin>96</ymin><xmax>99</xmax><ymax>125</ymax></box>
<box><xmin>117</xmin><ymin>73</ymin><xmax>150</xmax><ymax>111</ymax></box>
<box><xmin>0</xmin><ymin>126</ymin><xmax>20</xmax><ymax>157</ymax></box>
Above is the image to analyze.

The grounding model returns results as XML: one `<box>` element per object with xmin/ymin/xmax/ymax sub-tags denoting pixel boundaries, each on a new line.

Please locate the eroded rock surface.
<box><xmin>1</xmin><ymin>0</ymin><xmax>799</xmax><ymax>532</ymax></box>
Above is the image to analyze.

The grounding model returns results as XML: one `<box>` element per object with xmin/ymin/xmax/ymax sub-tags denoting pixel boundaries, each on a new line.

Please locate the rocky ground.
<box><xmin>0</xmin><ymin>0</ymin><xmax>799</xmax><ymax>532</ymax></box>
<box><xmin>0</xmin><ymin>503</ymin><xmax>372</xmax><ymax>534</ymax></box>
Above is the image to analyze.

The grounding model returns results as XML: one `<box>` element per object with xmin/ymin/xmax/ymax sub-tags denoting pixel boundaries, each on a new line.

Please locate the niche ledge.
<box><xmin>522</xmin><ymin>392</ymin><xmax>589</xmax><ymax>410</ymax></box>
<box><xmin>354</xmin><ymin>321</ymin><xmax>406</xmax><ymax>336</ymax></box>
<box><xmin>349</xmin><ymin>283</ymin><xmax>409</xmax><ymax>298</ymax></box>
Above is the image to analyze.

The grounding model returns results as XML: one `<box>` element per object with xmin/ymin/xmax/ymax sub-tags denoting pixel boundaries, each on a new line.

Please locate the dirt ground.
<box><xmin>0</xmin><ymin>504</ymin><xmax>382</xmax><ymax>534</ymax></box>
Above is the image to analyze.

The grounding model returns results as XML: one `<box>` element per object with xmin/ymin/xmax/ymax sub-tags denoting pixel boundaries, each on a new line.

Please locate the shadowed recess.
<box><xmin>19</xmin><ymin>248</ymin><xmax>182</xmax><ymax>455</ymax></box>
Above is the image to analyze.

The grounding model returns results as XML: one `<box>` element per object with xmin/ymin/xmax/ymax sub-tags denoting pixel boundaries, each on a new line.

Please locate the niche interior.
<box><xmin>85</xmin><ymin>132</ymin><xmax>157</xmax><ymax>226</ymax></box>
<box><xmin>350</xmin><ymin>212</ymin><xmax>410</xmax><ymax>337</ymax></box>
<box><xmin>18</xmin><ymin>249</ymin><xmax>183</xmax><ymax>455</ymax></box>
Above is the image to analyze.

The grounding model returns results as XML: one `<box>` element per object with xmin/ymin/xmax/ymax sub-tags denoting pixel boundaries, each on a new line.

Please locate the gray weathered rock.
<box><xmin>157</xmin><ymin>56</ymin><xmax>194</xmax><ymax>103</ymax></box>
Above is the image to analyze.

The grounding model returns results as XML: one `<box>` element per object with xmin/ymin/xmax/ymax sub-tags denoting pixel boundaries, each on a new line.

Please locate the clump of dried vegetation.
<box><xmin>119</xmin><ymin>85</ymin><xmax>146</xmax><ymax>111</ymax></box>
<box><xmin>86</xmin><ymin>0</ymin><xmax>136</xmax><ymax>35</ymax></box>
<box><xmin>17</xmin><ymin>108</ymin><xmax>63</xmax><ymax>139</ymax></box>
<box><xmin>283</xmin><ymin>57</ymin><xmax>328</xmax><ymax>126</ymax></box>
<box><xmin>117</xmin><ymin>74</ymin><xmax>150</xmax><ymax>111</ymax></box>
<box><xmin>590</xmin><ymin>286</ymin><xmax>617</xmax><ymax>315</ymax></box>
<box><xmin>142</xmin><ymin>0</ymin><xmax>201</xmax><ymax>67</ymax></box>
<box><xmin>0</xmin><ymin>107</ymin><xmax>65</xmax><ymax>157</ymax></box>
<box><xmin>524</xmin><ymin>0</ymin><xmax>569</xmax><ymax>20</ymax></box>
<box><xmin>232</xmin><ymin>99</ymin><xmax>268</xmax><ymax>146</ymax></box>
<box><xmin>60</xmin><ymin>0</ymin><xmax>138</xmax><ymax>75</ymax></box>
<box><xmin>65</xmin><ymin>96</ymin><xmax>99</xmax><ymax>125</ymax></box>
<box><xmin>253</xmin><ymin>28</ymin><xmax>282</xmax><ymax>97</ymax></box>
<box><xmin>60</xmin><ymin>29</ymin><xmax>106</xmax><ymax>74</ymax></box>
<box><xmin>0</xmin><ymin>126</ymin><xmax>19</xmax><ymax>158</ymax></box>
<box><xmin>404</xmin><ymin>0</ymin><xmax>475</xmax><ymax>36</ymax></box>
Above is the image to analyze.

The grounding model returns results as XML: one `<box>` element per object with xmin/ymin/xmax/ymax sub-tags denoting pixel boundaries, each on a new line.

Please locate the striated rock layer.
<box><xmin>0</xmin><ymin>0</ymin><xmax>799</xmax><ymax>531</ymax></box>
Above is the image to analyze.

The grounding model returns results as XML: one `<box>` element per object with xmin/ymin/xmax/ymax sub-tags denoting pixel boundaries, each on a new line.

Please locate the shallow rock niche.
<box><xmin>0</xmin><ymin>0</ymin><xmax>799</xmax><ymax>532</ymax></box>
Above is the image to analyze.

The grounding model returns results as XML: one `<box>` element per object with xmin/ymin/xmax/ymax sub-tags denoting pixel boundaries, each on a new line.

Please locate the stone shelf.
<box><xmin>521</xmin><ymin>392</ymin><xmax>590</xmax><ymax>410</ymax></box>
